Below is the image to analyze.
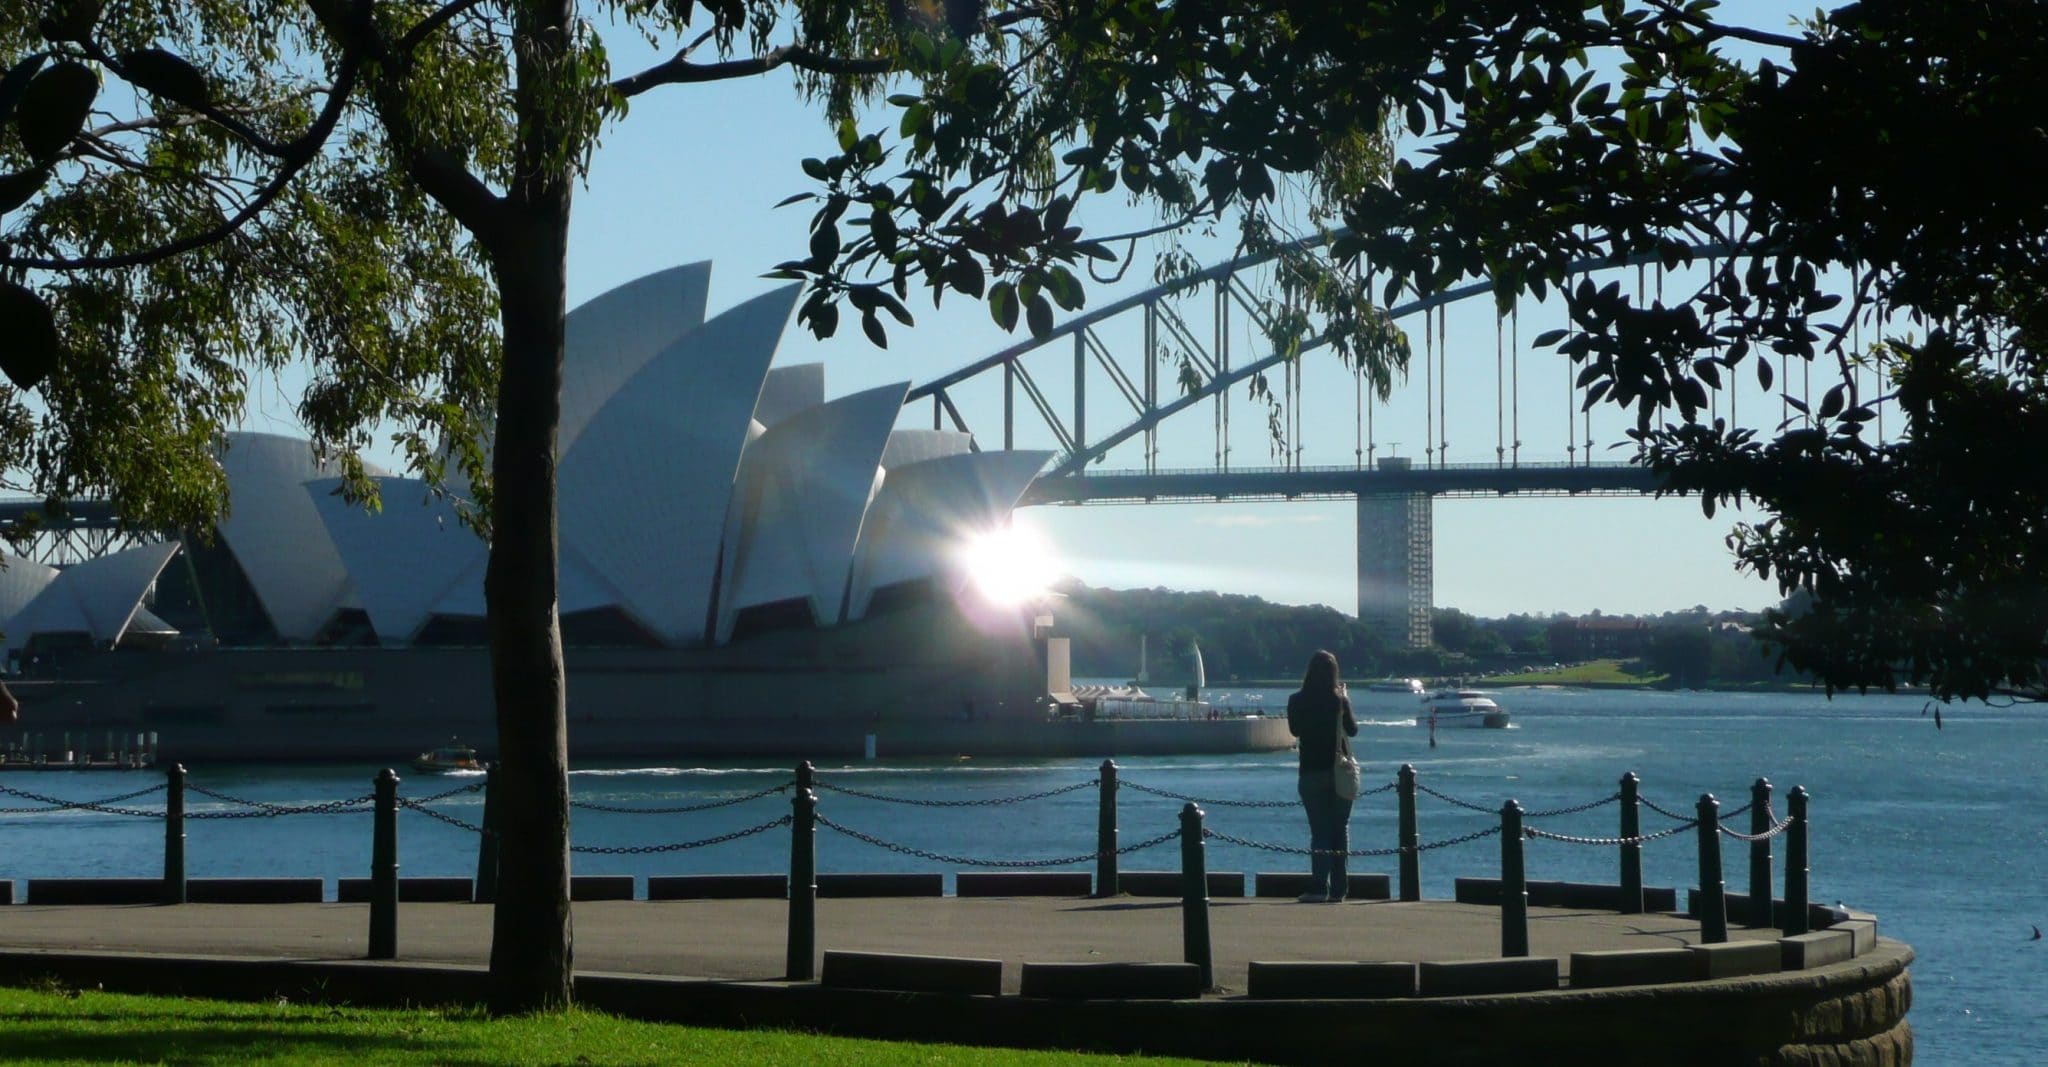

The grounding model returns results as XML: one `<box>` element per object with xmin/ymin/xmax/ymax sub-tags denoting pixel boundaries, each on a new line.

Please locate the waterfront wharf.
<box><xmin>0</xmin><ymin>760</ymin><xmax>1914</xmax><ymax>1064</ymax></box>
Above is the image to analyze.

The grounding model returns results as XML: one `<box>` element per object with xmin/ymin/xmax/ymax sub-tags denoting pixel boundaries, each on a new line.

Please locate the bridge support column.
<box><xmin>1356</xmin><ymin>465</ymin><xmax>1433</xmax><ymax>649</ymax></box>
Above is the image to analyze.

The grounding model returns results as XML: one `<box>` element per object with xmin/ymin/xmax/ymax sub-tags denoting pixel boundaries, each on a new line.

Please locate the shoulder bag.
<box><xmin>1332</xmin><ymin>708</ymin><xmax>1361</xmax><ymax>800</ymax></box>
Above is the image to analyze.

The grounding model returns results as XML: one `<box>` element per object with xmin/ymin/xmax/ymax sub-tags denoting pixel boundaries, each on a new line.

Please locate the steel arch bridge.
<box><xmin>900</xmin><ymin>230</ymin><xmax>1701</xmax><ymax>647</ymax></box>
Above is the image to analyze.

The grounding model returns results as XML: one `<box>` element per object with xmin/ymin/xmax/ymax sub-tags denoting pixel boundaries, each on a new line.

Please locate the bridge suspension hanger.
<box><xmin>1424</xmin><ymin>291</ymin><xmax>1434</xmax><ymax>468</ymax></box>
<box><xmin>1495</xmin><ymin>310</ymin><xmax>1505</xmax><ymax>468</ymax></box>
<box><xmin>1511</xmin><ymin>305</ymin><xmax>1522</xmax><ymax>467</ymax></box>
<box><xmin>1438</xmin><ymin>303</ymin><xmax>1449</xmax><ymax>468</ymax></box>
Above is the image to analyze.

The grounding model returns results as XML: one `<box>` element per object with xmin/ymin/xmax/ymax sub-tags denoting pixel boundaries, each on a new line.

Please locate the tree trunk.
<box><xmin>483</xmin><ymin>189</ymin><xmax>574</xmax><ymax>1015</ymax></box>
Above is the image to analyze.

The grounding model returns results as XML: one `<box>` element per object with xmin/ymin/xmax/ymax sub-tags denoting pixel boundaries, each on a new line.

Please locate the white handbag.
<box><xmin>1332</xmin><ymin>711</ymin><xmax>1361</xmax><ymax>800</ymax></box>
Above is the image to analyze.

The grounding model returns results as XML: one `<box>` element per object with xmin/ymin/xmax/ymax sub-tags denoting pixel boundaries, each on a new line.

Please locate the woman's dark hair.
<box><xmin>1300</xmin><ymin>649</ymin><xmax>1340</xmax><ymax>696</ymax></box>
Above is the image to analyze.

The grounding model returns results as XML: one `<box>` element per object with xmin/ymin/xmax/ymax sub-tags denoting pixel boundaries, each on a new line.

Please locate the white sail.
<box><xmin>1192</xmin><ymin>641</ymin><xmax>1206</xmax><ymax>690</ymax></box>
<box><xmin>1136</xmin><ymin>634</ymin><xmax>1150</xmax><ymax>684</ymax></box>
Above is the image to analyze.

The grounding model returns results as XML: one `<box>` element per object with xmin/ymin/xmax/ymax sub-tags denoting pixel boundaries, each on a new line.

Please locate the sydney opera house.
<box><xmin>0</xmin><ymin>263</ymin><xmax>1148</xmax><ymax>760</ymax></box>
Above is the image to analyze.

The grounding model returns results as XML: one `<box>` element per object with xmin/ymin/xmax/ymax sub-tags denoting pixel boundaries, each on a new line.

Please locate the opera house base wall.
<box><xmin>7</xmin><ymin>599</ymin><xmax>1292</xmax><ymax>761</ymax></box>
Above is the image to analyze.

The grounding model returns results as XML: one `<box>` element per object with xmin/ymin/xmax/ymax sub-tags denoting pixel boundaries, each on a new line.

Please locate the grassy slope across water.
<box><xmin>0</xmin><ymin>984</ymin><xmax>1229</xmax><ymax>1066</ymax></box>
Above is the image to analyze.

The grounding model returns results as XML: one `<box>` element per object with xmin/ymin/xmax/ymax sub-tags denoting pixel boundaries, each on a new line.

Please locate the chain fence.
<box><xmin>573</xmin><ymin>815</ymin><xmax>794</xmax><ymax>856</ymax></box>
<box><xmin>817</xmin><ymin>814</ymin><xmax>1181</xmax><ymax>868</ymax></box>
<box><xmin>0</xmin><ymin>781</ymin><xmax>165</xmax><ymax>815</ymax></box>
<box><xmin>1203</xmin><ymin>821</ymin><xmax>1505</xmax><ymax>858</ymax></box>
<box><xmin>185</xmin><ymin>785</ymin><xmax>376</xmax><ymax>820</ymax></box>
<box><xmin>572</xmin><ymin>781</ymin><xmax>791</xmax><ymax>815</ymax></box>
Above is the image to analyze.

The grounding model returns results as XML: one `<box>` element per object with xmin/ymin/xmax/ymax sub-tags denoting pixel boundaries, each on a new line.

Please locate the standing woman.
<box><xmin>1287</xmin><ymin>650</ymin><xmax>1358</xmax><ymax>903</ymax></box>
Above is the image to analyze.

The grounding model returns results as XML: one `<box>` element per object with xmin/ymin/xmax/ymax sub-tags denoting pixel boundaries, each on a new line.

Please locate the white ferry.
<box><xmin>1418</xmin><ymin>689</ymin><xmax>1511</xmax><ymax>729</ymax></box>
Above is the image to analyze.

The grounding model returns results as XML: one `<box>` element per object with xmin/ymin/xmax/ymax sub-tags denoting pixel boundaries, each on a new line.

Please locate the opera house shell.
<box><xmin>0</xmin><ymin>263</ymin><xmax>1104</xmax><ymax>761</ymax></box>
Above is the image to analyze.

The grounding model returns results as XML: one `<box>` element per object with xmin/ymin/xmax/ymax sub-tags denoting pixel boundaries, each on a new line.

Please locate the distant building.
<box><xmin>1356</xmin><ymin>462</ymin><xmax>1432</xmax><ymax>649</ymax></box>
<box><xmin>1547</xmin><ymin>616</ymin><xmax>1652</xmax><ymax>660</ymax></box>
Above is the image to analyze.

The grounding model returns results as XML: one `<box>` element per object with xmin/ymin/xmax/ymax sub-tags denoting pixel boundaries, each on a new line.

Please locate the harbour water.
<box><xmin>1</xmin><ymin>687</ymin><xmax>2040</xmax><ymax>1065</ymax></box>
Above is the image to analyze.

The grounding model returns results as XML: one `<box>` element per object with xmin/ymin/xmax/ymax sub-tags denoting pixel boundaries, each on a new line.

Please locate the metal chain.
<box><xmin>1202</xmin><ymin>822</ymin><xmax>1503</xmax><ymax>858</ymax></box>
<box><xmin>396</xmin><ymin>797</ymin><xmax>484</xmax><ymax>834</ymax></box>
<box><xmin>1413</xmin><ymin>782</ymin><xmax>1501</xmax><ymax>814</ymax></box>
<box><xmin>1525</xmin><ymin>792</ymin><xmax>1622</xmax><ymax>819</ymax></box>
<box><xmin>816</xmin><ymin>814</ymin><xmax>1179</xmax><ymax>867</ymax></box>
<box><xmin>1202</xmin><ymin>827</ymin><xmax>1403</xmax><ymax>858</ymax></box>
<box><xmin>1120</xmin><ymin>779</ymin><xmax>1301</xmax><ymax>809</ymax></box>
<box><xmin>0</xmin><ymin>782</ymin><xmax>166</xmax><ymax>815</ymax></box>
<box><xmin>186</xmin><ymin>792</ymin><xmax>376</xmax><ymax>820</ymax></box>
<box><xmin>1640</xmin><ymin>795</ymin><xmax>1755</xmax><ymax>824</ymax></box>
<box><xmin>1525</xmin><ymin>821</ymin><xmax>1699</xmax><ymax>847</ymax></box>
<box><xmin>0</xmin><ymin>781</ymin><xmax>165</xmax><ymax>818</ymax></box>
<box><xmin>1718</xmin><ymin>814</ymin><xmax>1792</xmax><ymax>843</ymax></box>
<box><xmin>572</xmin><ymin>781</ymin><xmax>791</xmax><ymax>815</ymax></box>
<box><xmin>571</xmin><ymin>814</ymin><xmax>793</xmax><ymax>854</ymax></box>
<box><xmin>814</xmin><ymin>778</ymin><xmax>1095</xmax><ymax>808</ymax></box>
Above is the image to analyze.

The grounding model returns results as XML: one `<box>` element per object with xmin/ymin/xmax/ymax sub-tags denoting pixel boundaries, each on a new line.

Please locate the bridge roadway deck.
<box><xmin>0</xmin><ymin>896</ymin><xmax>1775</xmax><ymax>994</ymax></box>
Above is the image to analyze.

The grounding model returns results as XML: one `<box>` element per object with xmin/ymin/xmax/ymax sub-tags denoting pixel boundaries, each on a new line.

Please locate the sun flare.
<box><xmin>956</xmin><ymin>522</ymin><xmax>1063</xmax><ymax>607</ymax></box>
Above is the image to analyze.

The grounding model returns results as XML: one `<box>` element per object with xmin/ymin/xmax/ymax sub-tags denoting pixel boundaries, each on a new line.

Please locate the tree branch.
<box><xmin>397</xmin><ymin>0</ymin><xmax>492</xmax><ymax>55</ymax></box>
<box><xmin>613</xmin><ymin>43</ymin><xmax>892</xmax><ymax>98</ymax></box>
<box><xmin>1643</xmin><ymin>0</ymin><xmax>1803</xmax><ymax>51</ymax></box>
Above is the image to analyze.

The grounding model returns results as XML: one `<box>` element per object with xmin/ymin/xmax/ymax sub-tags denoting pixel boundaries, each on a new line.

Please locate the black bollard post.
<box><xmin>163</xmin><ymin>764</ymin><xmax>186</xmax><ymax>905</ymax></box>
<box><xmin>1784</xmin><ymin>786</ymin><xmax>1810</xmax><ymax>936</ymax></box>
<box><xmin>1748</xmin><ymin>778</ymin><xmax>1774</xmax><ymax>928</ymax></box>
<box><xmin>369</xmin><ymin>769</ymin><xmax>399</xmax><ymax>959</ymax></box>
<box><xmin>1397</xmin><ymin>764</ymin><xmax>1420</xmax><ymax>902</ymax></box>
<box><xmin>473</xmin><ymin>762</ymin><xmax>499</xmax><ymax>904</ymax></box>
<box><xmin>795</xmin><ymin>759</ymin><xmax>815</xmax><ymax>793</ymax></box>
<box><xmin>1618</xmin><ymin>772</ymin><xmax>1642</xmax><ymax>915</ymax></box>
<box><xmin>1095</xmin><ymin>759</ymin><xmax>1119</xmax><ymax>898</ymax></box>
<box><xmin>1695</xmin><ymin>793</ymin><xmax>1727</xmax><ymax>944</ymax></box>
<box><xmin>786</xmin><ymin>785</ymin><xmax>817</xmax><ymax>981</ymax></box>
<box><xmin>1179</xmin><ymin>803</ymin><xmax>1213</xmax><ymax>990</ymax></box>
<box><xmin>1500</xmin><ymin>800</ymin><xmax>1528</xmax><ymax>958</ymax></box>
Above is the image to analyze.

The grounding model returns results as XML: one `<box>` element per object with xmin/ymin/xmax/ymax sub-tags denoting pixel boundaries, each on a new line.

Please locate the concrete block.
<box><xmin>1780</xmin><ymin>929</ymin><xmax>1854</xmax><ymax>970</ymax></box>
<box><xmin>954</xmin><ymin>872</ymin><xmax>1091</xmax><ymax>897</ymax></box>
<box><xmin>1453</xmin><ymin>877</ymin><xmax>1502</xmax><ymax>905</ymax></box>
<box><xmin>1117</xmin><ymin>871</ymin><xmax>1245</xmax><ymax>897</ymax></box>
<box><xmin>1528</xmin><ymin>881</ymin><xmax>1622</xmax><ymax>909</ymax></box>
<box><xmin>27</xmin><ymin>878</ymin><xmax>161</xmax><ymax>905</ymax></box>
<box><xmin>1018</xmin><ymin>961</ymin><xmax>1204</xmax><ymax>999</ymax></box>
<box><xmin>1417</xmin><ymin>957</ymin><xmax>1560</xmax><ymax>996</ymax></box>
<box><xmin>336</xmin><ymin>877</ymin><xmax>475</xmax><ymax>903</ymax></box>
<box><xmin>821</xmin><ymin>950</ymin><xmax>1002</xmax><ymax>996</ymax></box>
<box><xmin>0</xmin><ymin>880</ymin><xmax>12</xmax><ymax>905</ymax></box>
<box><xmin>1643</xmin><ymin>886</ymin><xmax>1679</xmax><ymax>912</ymax></box>
<box><xmin>569</xmin><ymin>875</ymin><xmax>635</xmax><ymax>901</ymax></box>
<box><xmin>646</xmin><ymin>874</ymin><xmax>786</xmax><ymax>900</ymax></box>
<box><xmin>1246</xmin><ymin>961</ymin><xmax>1416</xmax><ymax>997</ymax></box>
<box><xmin>1691</xmin><ymin>940</ymin><xmax>1782</xmax><ymax>979</ymax></box>
<box><xmin>1568</xmin><ymin>948</ymin><xmax>1696</xmax><ymax>988</ymax></box>
<box><xmin>1253</xmin><ymin>873</ymin><xmax>1391</xmax><ymax>900</ymax></box>
<box><xmin>1832</xmin><ymin>919</ymin><xmax>1877</xmax><ymax>955</ymax></box>
<box><xmin>188</xmin><ymin>878</ymin><xmax>324</xmax><ymax>904</ymax></box>
<box><xmin>816</xmin><ymin>873</ymin><xmax>943</xmax><ymax>898</ymax></box>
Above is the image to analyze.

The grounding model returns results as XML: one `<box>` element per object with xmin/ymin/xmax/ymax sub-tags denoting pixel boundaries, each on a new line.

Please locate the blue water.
<box><xmin>1</xmin><ymin>687</ymin><xmax>2041</xmax><ymax>1064</ymax></box>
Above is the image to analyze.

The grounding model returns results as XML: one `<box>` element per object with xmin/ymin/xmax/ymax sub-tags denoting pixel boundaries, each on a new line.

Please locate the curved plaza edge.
<box><xmin>0</xmin><ymin>896</ymin><xmax>1912</xmax><ymax>1066</ymax></box>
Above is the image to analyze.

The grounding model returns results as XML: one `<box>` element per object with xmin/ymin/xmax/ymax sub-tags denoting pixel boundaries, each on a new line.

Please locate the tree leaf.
<box><xmin>0</xmin><ymin>55</ymin><xmax>48</xmax><ymax>129</ymax></box>
<box><xmin>120</xmin><ymin>49</ymin><xmax>210</xmax><ymax>109</ymax></box>
<box><xmin>36</xmin><ymin>0</ymin><xmax>101</xmax><ymax>42</ymax></box>
<box><xmin>15</xmin><ymin>61</ymin><xmax>97</xmax><ymax>165</ymax></box>
<box><xmin>0</xmin><ymin>167</ymin><xmax>49</xmax><ymax>214</ymax></box>
<box><xmin>1026</xmin><ymin>292</ymin><xmax>1053</xmax><ymax>338</ymax></box>
<box><xmin>0</xmin><ymin>281</ymin><xmax>59</xmax><ymax>389</ymax></box>
<box><xmin>861</xmin><ymin>309</ymin><xmax>888</xmax><ymax>348</ymax></box>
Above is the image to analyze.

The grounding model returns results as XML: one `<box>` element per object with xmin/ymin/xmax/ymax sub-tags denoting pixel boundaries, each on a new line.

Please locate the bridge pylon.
<box><xmin>1356</xmin><ymin>458</ymin><xmax>1433</xmax><ymax>650</ymax></box>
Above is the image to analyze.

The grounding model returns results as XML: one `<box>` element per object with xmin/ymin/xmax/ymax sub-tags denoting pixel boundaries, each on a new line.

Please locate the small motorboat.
<box><xmin>1418</xmin><ymin>690</ymin><xmax>1511</xmax><ymax>729</ymax></box>
<box><xmin>412</xmin><ymin>741</ymin><xmax>483</xmax><ymax>773</ymax></box>
<box><xmin>1367</xmin><ymin>677</ymin><xmax>1426</xmax><ymax>695</ymax></box>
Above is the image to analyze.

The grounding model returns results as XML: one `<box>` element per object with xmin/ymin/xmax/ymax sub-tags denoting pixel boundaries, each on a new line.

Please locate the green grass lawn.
<box><xmin>0</xmin><ymin>982</ymin><xmax>1231</xmax><ymax>1066</ymax></box>
<box><xmin>1473</xmin><ymin>659</ymin><xmax>1667</xmax><ymax>687</ymax></box>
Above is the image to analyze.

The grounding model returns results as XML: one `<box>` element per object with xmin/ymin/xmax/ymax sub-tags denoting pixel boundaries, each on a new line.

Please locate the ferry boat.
<box><xmin>1418</xmin><ymin>689</ymin><xmax>1511</xmax><ymax>729</ymax></box>
<box><xmin>412</xmin><ymin>741</ymin><xmax>483</xmax><ymax>773</ymax></box>
<box><xmin>1367</xmin><ymin>677</ymin><xmax>1426</xmax><ymax>695</ymax></box>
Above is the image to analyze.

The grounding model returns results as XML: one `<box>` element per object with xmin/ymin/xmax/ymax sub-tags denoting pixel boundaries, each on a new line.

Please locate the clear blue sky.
<box><xmin>238</xmin><ymin>12</ymin><xmax>1821</xmax><ymax>621</ymax></box>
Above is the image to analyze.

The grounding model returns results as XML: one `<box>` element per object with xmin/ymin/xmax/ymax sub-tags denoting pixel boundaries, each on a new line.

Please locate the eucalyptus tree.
<box><xmin>791</xmin><ymin>0</ymin><xmax>2046</xmax><ymax>705</ymax></box>
<box><xmin>0</xmin><ymin>0</ymin><xmax>1399</xmax><ymax>1012</ymax></box>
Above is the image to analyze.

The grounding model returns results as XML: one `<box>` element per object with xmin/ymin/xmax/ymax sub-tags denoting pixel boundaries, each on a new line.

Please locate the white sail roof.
<box><xmin>557</xmin><ymin>284</ymin><xmax>799</xmax><ymax>645</ymax></box>
<box><xmin>753</xmin><ymin>363</ymin><xmax>826</xmax><ymax>428</ymax></box>
<box><xmin>559</xmin><ymin>261</ymin><xmax>713</xmax><ymax>457</ymax></box>
<box><xmin>3</xmin><ymin>541</ymin><xmax>182</xmax><ymax>652</ymax></box>
<box><xmin>218</xmin><ymin>432</ymin><xmax>384</xmax><ymax>642</ymax></box>
<box><xmin>0</xmin><ymin>554</ymin><xmax>61</xmax><ymax>627</ymax></box>
<box><xmin>305</xmin><ymin>478</ymin><xmax>488</xmax><ymax>645</ymax></box>
<box><xmin>715</xmin><ymin>381</ymin><xmax>909</xmax><ymax>642</ymax></box>
<box><xmin>845</xmin><ymin>449</ymin><xmax>1052</xmax><ymax>621</ymax></box>
<box><xmin>880</xmin><ymin>429</ymin><xmax>974</xmax><ymax>469</ymax></box>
